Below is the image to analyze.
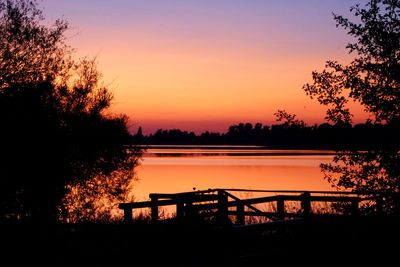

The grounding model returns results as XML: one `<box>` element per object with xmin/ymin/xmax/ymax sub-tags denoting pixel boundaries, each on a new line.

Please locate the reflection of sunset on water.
<box><xmin>133</xmin><ymin>148</ymin><xmax>334</xmax><ymax>202</ymax></box>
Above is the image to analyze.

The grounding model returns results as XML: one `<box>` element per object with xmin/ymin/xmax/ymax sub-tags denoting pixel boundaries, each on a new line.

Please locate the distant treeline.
<box><xmin>133</xmin><ymin>122</ymin><xmax>400</xmax><ymax>149</ymax></box>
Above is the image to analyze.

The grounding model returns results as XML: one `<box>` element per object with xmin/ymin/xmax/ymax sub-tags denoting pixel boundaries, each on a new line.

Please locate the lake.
<box><xmin>132</xmin><ymin>145</ymin><xmax>337</xmax><ymax>201</ymax></box>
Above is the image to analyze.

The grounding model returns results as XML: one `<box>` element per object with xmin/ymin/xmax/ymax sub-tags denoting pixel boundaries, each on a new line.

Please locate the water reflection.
<box><xmin>133</xmin><ymin>147</ymin><xmax>335</xmax><ymax>201</ymax></box>
<box><xmin>144</xmin><ymin>155</ymin><xmax>333</xmax><ymax>166</ymax></box>
<box><xmin>144</xmin><ymin>146</ymin><xmax>337</xmax><ymax>157</ymax></box>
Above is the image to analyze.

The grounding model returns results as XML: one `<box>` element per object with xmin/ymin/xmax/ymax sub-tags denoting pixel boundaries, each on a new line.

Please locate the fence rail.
<box><xmin>118</xmin><ymin>188</ymin><xmax>388</xmax><ymax>225</ymax></box>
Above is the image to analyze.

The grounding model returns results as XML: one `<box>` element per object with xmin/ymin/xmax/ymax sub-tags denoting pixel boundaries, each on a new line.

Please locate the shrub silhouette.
<box><xmin>0</xmin><ymin>0</ymin><xmax>141</xmax><ymax>222</ymax></box>
<box><xmin>302</xmin><ymin>0</ymin><xmax>400</xmax><ymax>213</ymax></box>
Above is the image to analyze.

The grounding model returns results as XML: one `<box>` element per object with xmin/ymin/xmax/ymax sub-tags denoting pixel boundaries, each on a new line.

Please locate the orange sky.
<box><xmin>45</xmin><ymin>0</ymin><xmax>371</xmax><ymax>134</ymax></box>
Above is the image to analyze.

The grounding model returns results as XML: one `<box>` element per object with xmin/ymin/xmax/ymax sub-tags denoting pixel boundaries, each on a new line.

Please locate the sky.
<box><xmin>43</xmin><ymin>0</ymin><xmax>371</xmax><ymax>134</ymax></box>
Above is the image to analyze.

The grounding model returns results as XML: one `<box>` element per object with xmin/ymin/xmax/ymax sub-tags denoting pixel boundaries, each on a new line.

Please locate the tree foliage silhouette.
<box><xmin>0</xmin><ymin>0</ymin><xmax>141</xmax><ymax>222</ymax></box>
<box><xmin>274</xmin><ymin>110</ymin><xmax>307</xmax><ymax>128</ymax></box>
<box><xmin>0</xmin><ymin>0</ymin><xmax>71</xmax><ymax>87</ymax></box>
<box><xmin>304</xmin><ymin>0</ymin><xmax>400</xmax><ymax>213</ymax></box>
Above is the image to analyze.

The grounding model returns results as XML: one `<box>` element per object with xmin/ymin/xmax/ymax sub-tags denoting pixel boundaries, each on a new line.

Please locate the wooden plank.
<box><xmin>191</xmin><ymin>195</ymin><xmax>362</xmax><ymax>212</ymax></box>
<box><xmin>224</xmin><ymin>191</ymin><xmax>263</xmax><ymax>213</ymax></box>
<box><xmin>230</xmin><ymin>196</ymin><xmax>281</xmax><ymax>206</ymax></box>
<box><xmin>118</xmin><ymin>195</ymin><xmax>219</xmax><ymax>210</ymax></box>
<box><xmin>309</xmin><ymin>196</ymin><xmax>360</xmax><ymax>202</ymax></box>
<box><xmin>220</xmin><ymin>188</ymin><xmax>361</xmax><ymax>195</ymax></box>
<box><xmin>178</xmin><ymin>195</ymin><xmax>220</xmax><ymax>202</ymax></box>
<box><xmin>191</xmin><ymin>196</ymin><xmax>281</xmax><ymax>211</ymax></box>
<box><xmin>118</xmin><ymin>199</ymin><xmax>178</xmax><ymax>209</ymax></box>
<box><xmin>150</xmin><ymin>193</ymin><xmax>220</xmax><ymax>202</ymax></box>
<box><xmin>149</xmin><ymin>189</ymin><xmax>217</xmax><ymax>199</ymax></box>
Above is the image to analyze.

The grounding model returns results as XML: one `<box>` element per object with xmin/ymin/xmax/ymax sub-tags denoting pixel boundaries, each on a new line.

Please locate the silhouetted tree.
<box><xmin>304</xmin><ymin>0</ymin><xmax>400</xmax><ymax>214</ymax></box>
<box><xmin>254</xmin><ymin>123</ymin><xmax>262</xmax><ymax>132</ymax></box>
<box><xmin>136</xmin><ymin>127</ymin><xmax>143</xmax><ymax>138</ymax></box>
<box><xmin>274</xmin><ymin>110</ymin><xmax>307</xmax><ymax>128</ymax></box>
<box><xmin>0</xmin><ymin>0</ymin><xmax>141</xmax><ymax>222</ymax></box>
<box><xmin>132</xmin><ymin>126</ymin><xmax>144</xmax><ymax>144</ymax></box>
<box><xmin>142</xmin><ymin>121</ymin><xmax>398</xmax><ymax>147</ymax></box>
<box><xmin>0</xmin><ymin>0</ymin><xmax>71</xmax><ymax>88</ymax></box>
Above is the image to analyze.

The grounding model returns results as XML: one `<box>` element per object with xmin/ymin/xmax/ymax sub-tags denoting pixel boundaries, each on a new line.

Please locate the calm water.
<box><xmin>132</xmin><ymin>146</ymin><xmax>336</xmax><ymax>201</ymax></box>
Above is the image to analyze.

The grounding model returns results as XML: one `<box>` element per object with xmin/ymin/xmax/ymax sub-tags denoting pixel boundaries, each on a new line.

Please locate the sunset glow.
<box><xmin>45</xmin><ymin>0</ymin><xmax>371</xmax><ymax>134</ymax></box>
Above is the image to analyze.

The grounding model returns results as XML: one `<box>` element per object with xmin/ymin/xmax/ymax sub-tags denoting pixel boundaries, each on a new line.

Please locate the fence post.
<box><xmin>176</xmin><ymin>200</ymin><xmax>184</xmax><ymax>222</ymax></box>
<box><xmin>217</xmin><ymin>190</ymin><xmax>229</xmax><ymax>224</ymax></box>
<box><xmin>301</xmin><ymin>191</ymin><xmax>311</xmax><ymax>217</ymax></box>
<box><xmin>185</xmin><ymin>201</ymin><xmax>194</xmax><ymax>221</ymax></box>
<box><xmin>277</xmin><ymin>197</ymin><xmax>285</xmax><ymax>220</ymax></box>
<box><xmin>150</xmin><ymin>195</ymin><xmax>159</xmax><ymax>223</ymax></box>
<box><xmin>236</xmin><ymin>204</ymin><xmax>245</xmax><ymax>225</ymax></box>
<box><xmin>123</xmin><ymin>208</ymin><xmax>133</xmax><ymax>223</ymax></box>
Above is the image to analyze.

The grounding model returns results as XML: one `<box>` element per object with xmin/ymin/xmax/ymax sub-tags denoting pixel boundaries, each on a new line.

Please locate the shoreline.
<box><xmin>134</xmin><ymin>144</ymin><xmax>352</xmax><ymax>151</ymax></box>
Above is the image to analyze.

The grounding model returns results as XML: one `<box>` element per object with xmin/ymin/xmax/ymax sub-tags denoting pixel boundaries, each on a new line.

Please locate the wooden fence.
<box><xmin>118</xmin><ymin>189</ymin><xmax>384</xmax><ymax>225</ymax></box>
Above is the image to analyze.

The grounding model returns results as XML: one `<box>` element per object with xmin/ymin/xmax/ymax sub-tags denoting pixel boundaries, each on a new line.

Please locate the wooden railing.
<box><xmin>118</xmin><ymin>189</ymin><xmax>384</xmax><ymax>225</ymax></box>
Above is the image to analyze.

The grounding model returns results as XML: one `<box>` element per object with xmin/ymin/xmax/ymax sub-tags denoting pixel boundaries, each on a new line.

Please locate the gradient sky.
<box><xmin>44</xmin><ymin>0</ymin><xmax>371</xmax><ymax>134</ymax></box>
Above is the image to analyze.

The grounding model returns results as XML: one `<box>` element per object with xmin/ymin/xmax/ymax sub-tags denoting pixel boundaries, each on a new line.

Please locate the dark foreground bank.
<box><xmin>1</xmin><ymin>216</ymin><xmax>399</xmax><ymax>266</ymax></box>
